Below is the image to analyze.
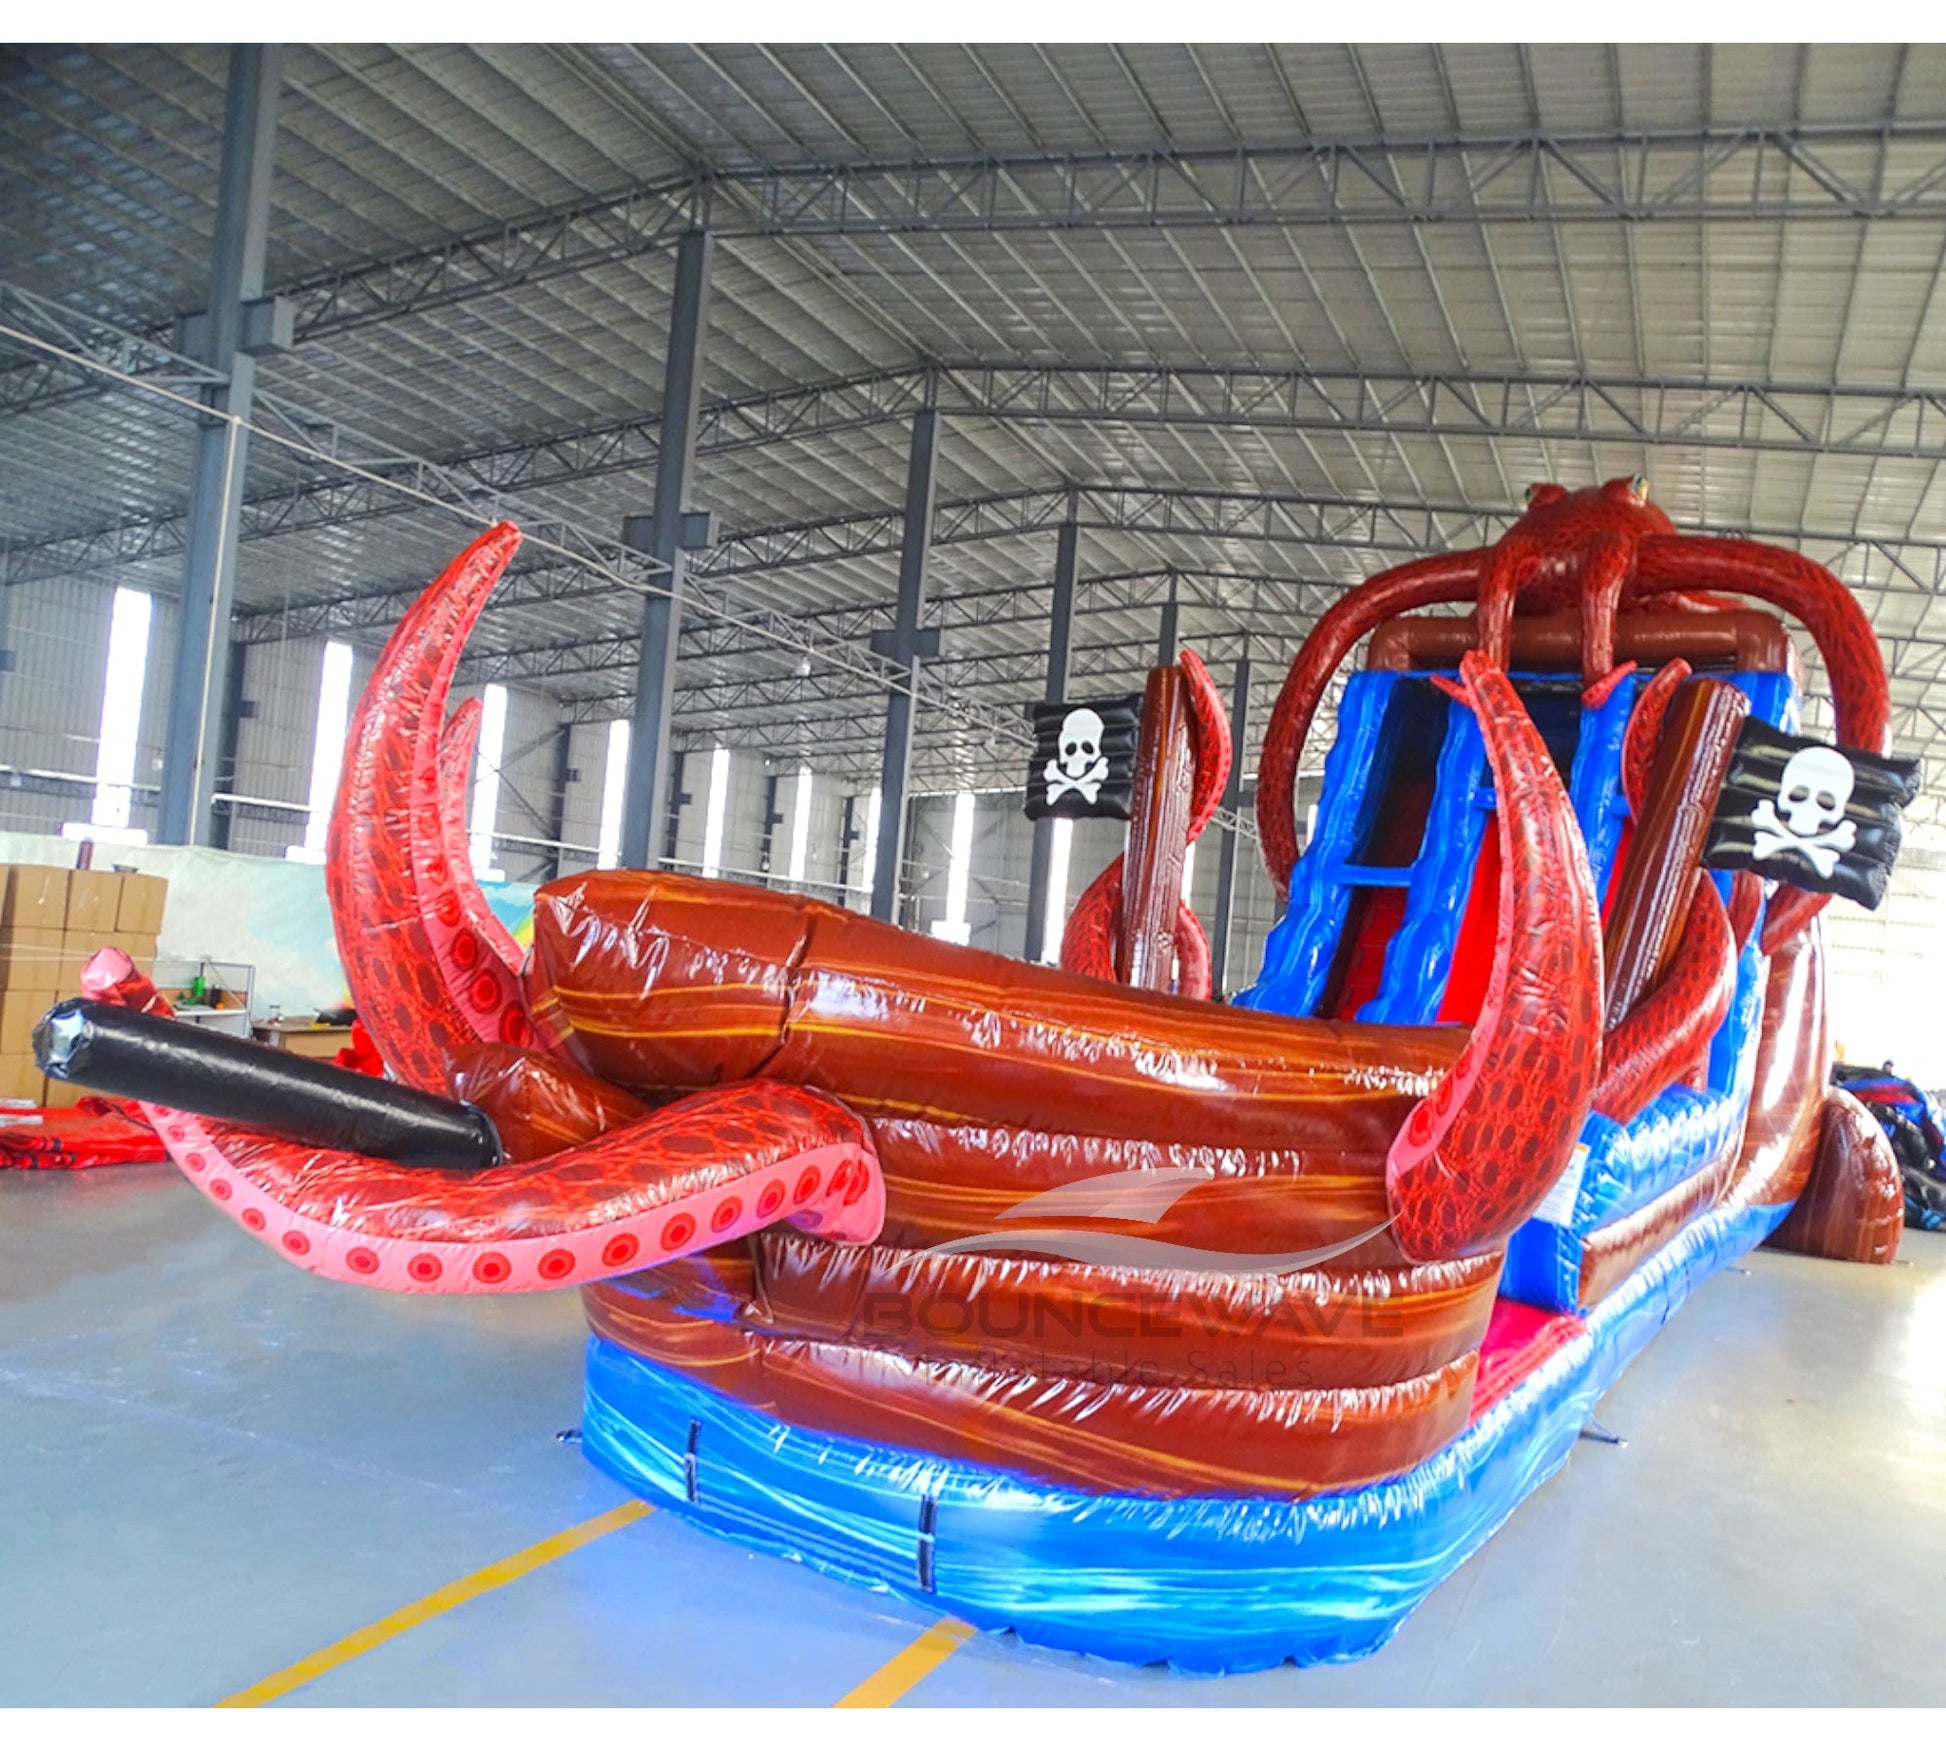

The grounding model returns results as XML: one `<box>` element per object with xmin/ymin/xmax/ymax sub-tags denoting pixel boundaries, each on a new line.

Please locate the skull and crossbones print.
<box><xmin>1750</xmin><ymin>745</ymin><xmax>1857</xmax><ymax>879</ymax></box>
<box><xmin>1045</xmin><ymin>705</ymin><xmax>1111</xmax><ymax>807</ymax></box>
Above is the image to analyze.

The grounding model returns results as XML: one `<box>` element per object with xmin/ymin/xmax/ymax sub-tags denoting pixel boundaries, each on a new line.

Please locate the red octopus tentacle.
<box><xmin>1056</xmin><ymin>649</ymin><xmax>1228</xmax><ymax>998</ymax></box>
<box><xmin>137</xmin><ymin>1083</ymin><xmax>882</xmax><ymax>1295</ymax></box>
<box><xmin>403</xmin><ymin>619</ymin><xmax>536</xmax><ymax>1068</ymax></box>
<box><xmin>1593</xmin><ymin>875</ymin><xmax>1738</xmax><ymax>1126</ymax></box>
<box><xmin>1633</xmin><ymin>535</ymin><xmax>1893</xmax><ymax>955</ymax></box>
<box><xmin>1639</xmin><ymin>587</ymin><xmax>1746</xmax><ymax>615</ymax></box>
<box><xmin>1762</xmin><ymin>886</ymin><xmax>1831</xmax><ymax>960</ymax></box>
<box><xmin>1057</xmin><ymin>867</ymin><xmax>1212</xmax><ymax>999</ymax></box>
<box><xmin>1633</xmin><ymin>538</ymin><xmax>1889</xmax><ymax>755</ymax></box>
<box><xmin>445</xmin><ymin>1040</ymin><xmax>650</xmax><ymax>1161</ymax></box>
<box><xmin>1581</xmin><ymin>660</ymin><xmax>1638</xmax><ymax>711</ymax></box>
<box><xmin>1258</xmin><ymin>552</ymin><xmax>1485</xmax><ymax>897</ymax></box>
<box><xmin>1622</xmin><ymin>658</ymin><xmax>1693</xmax><ymax>817</ymax></box>
<box><xmin>436</xmin><ymin>698</ymin><xmax>524</xmax><ymax>978</ymax></box>
<box><xmin>1473</xmin><ymin>536</ymin><xmax>1538</xmax><ymax>671</ymax></box>
<box><xmin>1173</xmin><ymin>899</ymin><xmax>1212</xmax><ymax>1000</ymax></box>
<box><xmin>80</xmin><ymin>946</ymin><xmax>170</xmax><ymax>1017</ymax></box>
<box><xmin>1179</xmin><ymin>648</ymin><xmax>1231</xmax><ymax>840</ymax></box>
<box><xmin>1726</xmin><ymin>869</ymin><xmax>1763</xmax><ymax>954</ymax></box>
<box><xmin>1575</xmin><ymin>528</ymin><xmax>1638</xmax><ymax>694</ymax></box>
<box><xmin>82</xmin><ymin>946</ymin><xmax>883</xmax><ymax>1292</ymax></box>
<box><xmin>1385</xmin><ymin>655</ymin><xmax>1603</xmax><ymax>1261</ymax></box>
<box><xmin>1058</xmin><ymin>862</ymin><xmax>1121</xmax><ymax>982</ymax></box>
<box><xmin>326</xmin><ymin>522</ymin><xmax>537</xmax><ymax>1093</ymax></box>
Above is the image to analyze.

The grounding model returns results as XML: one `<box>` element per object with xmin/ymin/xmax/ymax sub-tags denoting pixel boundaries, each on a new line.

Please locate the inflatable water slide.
<box><xmin>38</xmin><ymin>478</ymin><xmax>1917</xmax><ymax>1673</ymax></box>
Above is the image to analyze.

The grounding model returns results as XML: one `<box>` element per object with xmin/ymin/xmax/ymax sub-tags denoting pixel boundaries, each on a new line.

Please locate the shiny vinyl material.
<box><xmin>83</xmin><ymin>505</ymin><xmax>1898</xmax><ymax>1675</ymax></box>
<box><xmin>1242</xmin><ymin>663</ymin><xmax>1636</xmax><ymax>1026</ymax></box>
<box><xmin>1768</xmin><ymin>1089</ymin><xmax>1904</xmax><ymax>1266</ymax></box>
<box><xmin>582</xmin><ymin>1265</ymin><xmax>1480</xmax><ymax>1499</ymax></box>
<box><xmin>530</xmin><ymin>871</ymin><xmax>1460</xmax><ymax>1150</ymax></box>
<box><xmin>582</xmin><ymin>1195</ymin><xmax>1793</xmax><ymax>1675</ymax></box>
<box><xmin>1500</xmin><ymin>922</ymin><xmax>1767</xmax><ymax>1311</ymax></box>
<box><xmin>1495</xmin><ymin>670</ymin><xmax>1797</xmax><ymax>1313</ymax></box>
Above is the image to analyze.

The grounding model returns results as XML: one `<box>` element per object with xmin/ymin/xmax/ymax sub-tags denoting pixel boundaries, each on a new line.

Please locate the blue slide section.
<box><xmin>1239</xmin><ymin>663</ymin><xmax>1801</xmax><ymax>1314</ymax></box>
<box><xmin>582</xmin><ymin>1196</ymin><xmax>1790</xmax><ymax>1676</ymax></box>
<box><xmin>1500</xmin><ymin>670</ymin><xmax>1799</xmax><ymax>1310</ymax></box>
<box><xmin>1236</xmin><ymin>670</ymin><xmax>1405</xmax><ymax>1019</ymax></box>
<box><xmin>1242</xmin><ymin>668</ymin><xmax>1795</xmax><ymax>1028</ymax></box>
<box><xmin>1500</xmin><ymin>921</ymin><xmax>1767</xmax><ymax>1309</ymax></box>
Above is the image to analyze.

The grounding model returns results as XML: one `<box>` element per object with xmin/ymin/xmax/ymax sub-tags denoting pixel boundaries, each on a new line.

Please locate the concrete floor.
<box><xmin>2</xmin><ymin>1159</ymin><xmax>1943</xmax><ymax>1707</ymax></box>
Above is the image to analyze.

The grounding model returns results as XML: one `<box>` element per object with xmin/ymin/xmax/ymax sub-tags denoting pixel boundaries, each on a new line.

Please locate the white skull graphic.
<box><xmin>1750</xmin><ymin>743</ymin><xmax>1858</xmax><ymax>879</ymax></box>
<box><xmin>1776</xmin><ymin>744</ymin><xmax>1854</xmax><ymax>837</ymax></box>
<box><xmin>1044</xmin><ymin>706</ymin><xmax>1111</xmax><ymax>806</ymax></box>
<box><xmin>1058</xmin><ymin>707</ymin><xmax>1104</xmax><ymax>780</ymax></box>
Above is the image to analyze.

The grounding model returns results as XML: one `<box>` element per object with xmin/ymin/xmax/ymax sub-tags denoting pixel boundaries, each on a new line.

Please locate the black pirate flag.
<box><xmin>1023</xmin><ymin>694</ymin><xmax>1142</xmax><ymax>821</ymax></box>
<box><xmin>1703</xmin><ymin>718</ymin><xmax>1921</xmax><ymax>909</ymax></box>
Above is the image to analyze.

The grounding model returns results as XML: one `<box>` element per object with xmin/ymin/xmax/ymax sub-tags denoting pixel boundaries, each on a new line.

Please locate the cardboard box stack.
<box><xmin>0</xmin><ymin>865</ymin><xmax>167</xmax><ymax>1108</ymax></box>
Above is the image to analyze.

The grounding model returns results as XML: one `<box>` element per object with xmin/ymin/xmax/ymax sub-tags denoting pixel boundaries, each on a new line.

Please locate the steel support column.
<box><xmin>757</xmin><ymin>770</ymin><xmax>785</xmax><ymax>877</ymax></box>
<box><xmin>1209</xmin><ymin>649</ymin><xmax>1252</xmax><ymax>996</ymax></box>
<box><xmin>1156</xmin><ymin>574</ymin><xmax>1180</xmax><ymax>665</ymax></box>
<box><xmin>544</xmin><ymin>723</ymin><xmax>574</xmax><ymax>881</ymax></box>
<box><xmin>868</xmin><ymin>410</ymin><xmax>941</xmax><ymax>923</ymax></box>
<box><xmin>619</xmin><ymin>229</ymin><xmax>713</xmax><ymax>868</ymax></box>
<box><xmin>1021</xmin><ymin>513</ymin><xmax>1079</xmax><ymax>963</ymax></box>
<box><xmin>157</xmin><ymin>44</ymin><xmax>282</xmax><ymax>845</ymax></box>
<box><xmin>661</xmin><ymin>752</ymin><xmax>693</xmax><ymax>866</ymax></box>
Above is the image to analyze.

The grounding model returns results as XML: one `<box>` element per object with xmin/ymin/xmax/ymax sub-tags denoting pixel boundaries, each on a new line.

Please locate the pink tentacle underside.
<box><xmin>135</xmin><ymin>1088</ymin><xmax>882</xmax><ymax>1295</ymax></box>
<box><xmin>436</xmin><ymin>697</ymin><xmax>524</xmax><ymax>978</ymax></box>
<box><xmin>84</xmin><ymin>926</ymin><xmax>883</xmax><ymax>1295</ymax></box>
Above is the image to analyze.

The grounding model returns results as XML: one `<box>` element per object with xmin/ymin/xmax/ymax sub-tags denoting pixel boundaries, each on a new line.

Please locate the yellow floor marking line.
<box><xmin>834</xmin><ymin>1617</ymin><xmax>979</xmax><ymax>1708</ymax></box>
<box><xmin>217</xmin><ymin>1499</ymin><xmax>655</xmax><ymax>1708</ymax></box>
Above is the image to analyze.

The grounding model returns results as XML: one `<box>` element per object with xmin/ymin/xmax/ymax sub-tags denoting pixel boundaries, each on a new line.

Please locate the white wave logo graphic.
<box><xmin>920</xmin><ymin>1165</ymin><xmax>1394</xmax><ymax>1276</ymax></box>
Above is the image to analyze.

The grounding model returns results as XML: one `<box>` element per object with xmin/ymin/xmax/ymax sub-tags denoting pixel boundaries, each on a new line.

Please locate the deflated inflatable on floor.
<box><xmin>59</xmin><ymin>478</ymin><xmax>1917</xmax><ymax>1672</ymax></box>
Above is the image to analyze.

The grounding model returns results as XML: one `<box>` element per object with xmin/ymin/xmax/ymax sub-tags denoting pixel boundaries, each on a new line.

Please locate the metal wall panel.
<box><xmin>226</xmin><ymin>637</ymin><xmax>331</xmax><ymax>858</ymax></box>
<box><xmin>0</xmin><ymin>570</ymin><xmax>173</xmax><ymax>842</ymax></box>
<box><xmin>553</xmin><ymin>719</ymin><xmax>616</xmax><ymax>879</ymax></box>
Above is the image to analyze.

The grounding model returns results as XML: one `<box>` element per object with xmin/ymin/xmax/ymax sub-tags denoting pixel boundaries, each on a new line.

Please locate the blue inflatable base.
<box><xmin>581</xmin><ymin>1198</ymin><xmax>1790</xmax><ymax>1676</ymax></box>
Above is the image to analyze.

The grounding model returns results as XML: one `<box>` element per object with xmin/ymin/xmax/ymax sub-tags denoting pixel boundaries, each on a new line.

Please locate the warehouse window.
<box><xmin>287</xmin><ymin>641</ymin><xmax>353</xmax><ymax>863</ymax></box>
<box><xmin>701</xmin><ymin>745</ymin><xmax>731</xmax><ymax>879</ymax></box>
<box><xmin>930</xmin><ymin>790</ymin><xmax>976</xmax><ymax>945</ymax></box>
<box><xmin>1040</xmin><ymin>816</ymin><xmax>1073</xmax><ymax>963</ymax></box>
<box><xmin>66</xmin><ymin>585</ymin><xmax>153</xmax><ymax>845</ymax></box>
<box><xmin>788</xmin><ymin>764</ymin><xmax>813</xmax><ymax>884</ymax></box>
<box><xmin>596</xmin><ymin>720</ymin><xmax>629</xmax><ymax>870</ymax></box>
<box><xmin>468</xmin><ymin>684</ymin><xmax>508</xmax><ymax>880</ymax></box>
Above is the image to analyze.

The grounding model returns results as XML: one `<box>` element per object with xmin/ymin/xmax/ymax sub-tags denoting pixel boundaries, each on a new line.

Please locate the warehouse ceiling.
<box><xmin>6</xmin><ymin>42</ymin><xmax>1946</xmax><ymax>795</ymax></box>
